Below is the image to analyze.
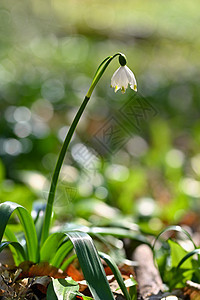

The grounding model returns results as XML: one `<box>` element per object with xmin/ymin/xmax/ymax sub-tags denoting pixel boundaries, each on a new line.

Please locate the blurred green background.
<box><xmin>0</xmin><ymin>0</ymin><xmax>200</xmax><ymax>234</ymax></box>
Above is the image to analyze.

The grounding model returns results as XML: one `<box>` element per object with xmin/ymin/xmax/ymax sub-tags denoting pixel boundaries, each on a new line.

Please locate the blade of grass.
<box><xmin>99</xmin><ymin>251</ymin><xmax>131</xmax><ymax>300</ymax></box>
<box><xmin>0</xmin><ymin>201</ymin><xmax>39</xmax><ymax>263</ymax></box>
<box><xmin>67</xmin><ymin>231</ymin><xmax>114</xmax><ymax>300</ymax></box>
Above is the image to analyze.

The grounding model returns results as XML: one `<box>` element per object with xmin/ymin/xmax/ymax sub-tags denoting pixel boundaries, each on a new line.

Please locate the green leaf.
<box><xmin>35</xmin><ymin>213</ymin><xmax>45</xmax><ymax>244</ymax></box>
<box><xmin>164</xmin><ymin>267</ymin><xmax>193</xmax><ymax>290</ymax></box>
<box><xmin>40</xmin><ymin>233</ymin><xmax>74</xmax><ymax>268</ymax></box>
<box><xmin>4</xmin><ymin>227</ymin><xmax>23</xmax><ymax>264</ymax></box>
<box><xmin>0</xmin><ymin>241</ymin><xmax>26</xmax><ymax>264</ymax></box>
<box><xmin>128</xmin><ymin>277</ymin><xmax>137</xmax><ymax>300</ymax></box>
<box><xmin>67</xmin><ymin>231</ymin><xmax>114</xmax><ymax>300</ymax></box>
<box><xmin>0</xmin><ymin>159</ymin><xmax>5</xmax><ymax>182</ymax></box>
<box><xmin>5</xmin><ymin>226</ymin><xmax>19</xmax><ymax>243</ymax></box>
<box><xmin>0</xmin><ymin>201</ymin><xmax>39</xmax><ymax>263</ymax></box>
<box><xmin>81</xmin><ymin>296</ymin><xmax>93</xmax><ymax>300</ymax></box>
<box><xmin>169</xmin><ymin>240</ymin><xmax>192</xmax><ymax>269</ymax></box>
<box><xmin>54</xmin><ymin>278</ymin><xmax>78</xmax><ymax>300</ymax></box>
<box><xmin>177</xmin><ymin>248</ymin><xmax>200</xmax><ymax>269</ymax></box>
<box><xmin>60</xmin><ymin>254</ymin><xmax>77</xmax><ymax>271</ymax></box>
<box><xmin>50</xmin><ymin>239</ymin><xmax>73</xmax><ymax>268</ymax></box>
<box><xmin>47</xmin><ymin>277</ymin><xmax>95</xmax><ymax>300</ymax></box>
<box><xmin>46</xmin><ymin>281</ymin><xmax>58</xmax><ymax>300</ymax></box>
<box><xmin>159</xmin><ymin>240</ymin><xmax>194</xmax><ymax>289</ymax></box>
<box><xmin>47</xmin><ymin>278</ymin><xmax>79</xmax><ymax>300</ymax></box>
<box><xmin>64</xmin><ymin>225</ymin><xmax>150</xmax><ymax>246</ymax></box>
<box><xmin>40</xmin><ymin>232</ymin><xmax>66</xmax><ymax>262</ymax></box>
<box><xmin>32</xmin><ymin>201</ymin><xmax>46</xmax><ymax>244</ymax></box>
<box><xmin>153</xmin><ymin>225</ymin><xmax>196</xmax><ymax>252</ymax></box>
<box><xmin>99</xmin><ymin>252</ymin><xmax>131</xmax><ymax>300</ymax></box>
<box><xmin>115</xmin><ymin>277</ymin><xmax>137</xmax><ymax>300</ymax></box>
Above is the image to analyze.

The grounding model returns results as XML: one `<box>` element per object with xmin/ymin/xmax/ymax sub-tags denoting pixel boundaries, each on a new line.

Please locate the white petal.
<box><xmin>111</xmin><ymin>67</ymin><xmax>121</xmax><ymax>86</ymax></box>
<box><xmin>119</xmin><ymin>67</ymin><xmax>129</xmax><ymax>88</ymax></box>
<box><xmin>124</xmin><ymin>66</ymin><xmax>136</xmax><ymax>84</ymax></box>
<box><xmin>130</xmin><ymin>75</ymin><xmax>137</xmax><ymax>87</ymax></box>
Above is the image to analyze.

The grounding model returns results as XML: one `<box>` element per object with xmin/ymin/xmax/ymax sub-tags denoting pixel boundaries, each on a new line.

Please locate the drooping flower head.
<box><xmin>111</xmin><ymin>54</ymin><xmax>137</xmax><ymax>93</ymax></box>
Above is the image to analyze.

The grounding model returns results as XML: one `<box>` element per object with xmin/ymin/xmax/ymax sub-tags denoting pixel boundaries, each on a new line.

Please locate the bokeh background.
<box><xmin>0</xmin><ymin>0</ymin><xmax>200</xmax><ymax>234</ymax></box>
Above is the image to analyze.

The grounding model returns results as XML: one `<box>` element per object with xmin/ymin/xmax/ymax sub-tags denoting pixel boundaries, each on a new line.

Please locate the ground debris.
<box><xmin>0</xmin><ymin>263</ymin><xmax>54</xmax><ymax>299</ymax></box>
<box><xmin>0</xmin><ymin>261</ymin><xmax>134</xmax><ymax>299</ymax></box>
<box><xmin>183</xmin><ymin>280</ymin><xmax>200</xmax><ymax>300</ymax></box>
<box><xmin>0</xmin><ymin>274</ymin><xmax>51</xmax><ymax>299</ymax></box>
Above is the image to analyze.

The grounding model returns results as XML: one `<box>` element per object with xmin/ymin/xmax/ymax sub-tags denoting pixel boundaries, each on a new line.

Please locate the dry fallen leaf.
<box><xmin>18</xmin><ymin>261</ymin><xmax>67</xmax><ymax>279</ymax></box>
<box><xmin>67</xmin><ymin>263</ymin><xmax>84</xmax><ymax>281</ymax></box>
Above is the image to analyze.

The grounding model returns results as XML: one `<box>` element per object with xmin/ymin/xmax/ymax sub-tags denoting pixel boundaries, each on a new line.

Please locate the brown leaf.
<box><xmin>18</xmin><ymin>261</ymin><xmax>67</xmax><ymax>279</ymax></box>
<box><xmin>66</xmin><ymin>263</ymin><xmax>84</xmax><ymax>281</ymax></box>
<box><xmin>118</xmin><ymin>263</ymin><xmax>136</xmax><ymax>277</ymax></box>
<box><xmin>104</xmin><ymin>266</ymin><xmax>113</xmax><ymax>275</ymax></box>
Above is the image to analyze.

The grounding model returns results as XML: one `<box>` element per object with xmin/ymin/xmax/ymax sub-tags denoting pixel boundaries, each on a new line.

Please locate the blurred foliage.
<box><xmin>0</xmin><ymin>0</ymin><xmax>200</xmax><ymax>235</ymax></box>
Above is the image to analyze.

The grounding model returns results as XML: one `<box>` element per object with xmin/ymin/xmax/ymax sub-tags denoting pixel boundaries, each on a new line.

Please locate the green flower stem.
<box><xmin>40</xmin><ymin>96</ymin><xmax>90</xmax><ymax>246</ymax></box>
<box><xmin>40</xmin><ymin>52</ymin><xmax>123</xmax><ymax>246</ymax></box>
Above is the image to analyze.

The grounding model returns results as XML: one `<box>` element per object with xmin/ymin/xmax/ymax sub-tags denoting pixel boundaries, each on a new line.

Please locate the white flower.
<box><xmin>111</xmin><ymin>65</ymin><xmax>137</xmax><ymax>94</ymax></box>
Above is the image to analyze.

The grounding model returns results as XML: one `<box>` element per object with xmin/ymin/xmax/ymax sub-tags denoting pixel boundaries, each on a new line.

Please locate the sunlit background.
<box><xmin>0</xmin><ymin>0</ymin><xmax>200</xmax><ymax>234</ymax></box>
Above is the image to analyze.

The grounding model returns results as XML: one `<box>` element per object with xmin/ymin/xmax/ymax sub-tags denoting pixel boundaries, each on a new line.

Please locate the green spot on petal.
<box><xmin>121</xmin><ymin>86</ymin><xmax>126</xmax><ymax>93</ymax></box>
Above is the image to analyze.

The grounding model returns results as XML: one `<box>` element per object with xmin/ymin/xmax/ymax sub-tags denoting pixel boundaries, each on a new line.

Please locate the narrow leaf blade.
<box><xmin>153</xmin><ymin>225</ymin><xmax>196</xmax><ymax>251</ymax></box>
<box><xmin>67</xmin><ymin>231</ymin><xmax>114</xmax><ymax>300</ymax></box>
<box><xmin>99</xmin><ymin>252</ymin><xmax>131</xmax><ymax>300</ymax></box>
<box><xmin>177</xmin><ymin>249</ymin><xmax>200</xmax><ymax>269</ymax></box>
<box><xmin>0</xmin><ymin>201</ymin><xmax>39</xmax><ymax>263</ymax></box>
<box><xmin>40</xmin><ymin>232</ymin><xmax>66</xmax><ymax>262</ymax></box>
<box><xmin>50</xmin><ymin>240</ymin><xmax>73</xmax><ymax>268</ymax></box>
<box><xmin>0</xmin><ymin>241</ymin><xmax>26</xmax><ymax>264</ymax></box>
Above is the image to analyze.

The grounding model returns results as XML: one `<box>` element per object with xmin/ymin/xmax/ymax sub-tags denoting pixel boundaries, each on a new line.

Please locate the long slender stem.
<box><xmin>40</xmin><ymin>52</ymin><xmax>122</xmax><ymax>245</ymax></box>
<box><xmin>40</xmin><ymin>96</ymin><xmax>90</xmax><ymax>245</ymax></box>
